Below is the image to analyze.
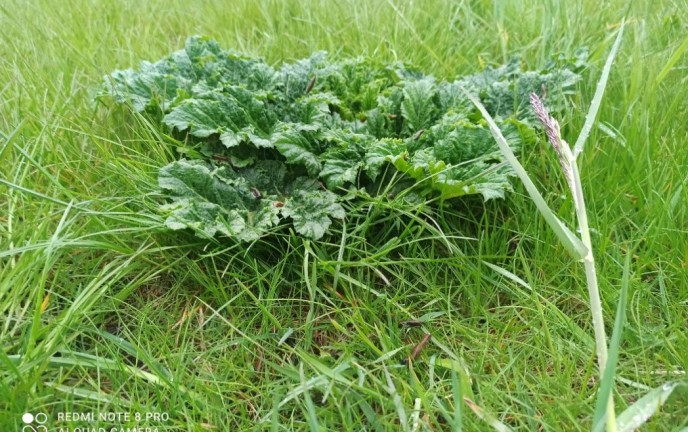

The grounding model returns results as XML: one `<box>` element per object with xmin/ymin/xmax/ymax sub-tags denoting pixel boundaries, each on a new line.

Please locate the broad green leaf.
<box><xmin>390</xmin><ymin>148</ymin><xmax>513</xmax><ymax>201</ymax></box>
<box><xmin>485</xmin><ymin>69</ymin><xmax>580</xmax><ymax>121</ymax></box>
<box><xmin>364</xmin><ymin>138</ymin><xmax>407</xmax><ymax>180</ymax></box>
<box><xmin>401</xmin><ymin>78</ymin><xmax>437</xmax><ymax>132</ymax></box>
<box><xmin>163</xmin><ymin>88</ymin><xmax>272</xmax><ymax>148</ymax></box>
<box><xmin>239</xmin><ymin>160</ymin><xmax>290</xmax><ymax>194</ymax></box>
<box><xmin>431</xmin><ymin>117</ymin><xmax>502</xmax><ymax>164</ymax></box>
<box><xmin>104</xmin><ymin>64</ymin><xmax>186</xmax><ymax>112</ymax></box>
<box><xmin>159</xmin><ymin>160</ymin><xmax>243</xmax><ymax>208</ymax></box>
<box><xmin>437</xmin><ymin>81</ymin><xmax>471</xmax><ymax>113</ymax></box>
<box><xmin>319</xmin><ymin>147</ymin><xmax>364</xmax><ymax>189</ymax></box>
<box><xmin>273</xmin><ymin>124</ymin><xmax>323</xmax><ymax>176</ymax></box>
<box><xmin>455</xmin><ymin>57</ymin><xmax>521</xmax><ymax>96</ymax></box>
<box><xmin>318</xmin><ymin>129</ymin><xmax>372</xmax><ymax>187</ymax></box>
<box><xmin>282</xmin><ymin>189</ymin><xmax>345</xmax><ymax>240</ymax></box>
<box><xmin>390</xmin><ymin>148</ymin><xmax>441</xmax><ymax>181</ymax></box>
<box><xmin>182</xmin><ymin>36</ymin><xmax>276</xmax><ymax>89</ymax></box>
<box><xmin>276</xmin><ymin>51</ymin><xmax>329</xmax><ymax>100</ymax></box>
<box><xmin>164</xmin><ymin>97</ymin><xmax>240</xmax><ymax>144</ymax></box>
<box><xmin>432</xmin><ymin>162</ymin><xmax>514</xmax><ymax>201</ymax></box>
<box><xmin>162</xmin><ymin>199</ymin><xmax>244</xmax><ymax>239</ymax></box>
<box><xmin>102</xmin><ymin>36</ymin><xmax>276</xmax><ymax>112</ymax></box>
<box><xmin>161</xmin><ymin>161</ymin><xmax>345</xmax><ymax>241</ymax></box>
<box><xmin>158</xmin><ymin>160</ymin><xmax>280</xmax><ymax>242</ymax></box>
<box><xmin>294</xmin><ymin>92</ymin><xmax>341</xmax><ymax>125</ymax></box>
<box><xmin>364</xmin><ymin>108</ymin><xmax>390</xmax><ymax>138</ymax></box>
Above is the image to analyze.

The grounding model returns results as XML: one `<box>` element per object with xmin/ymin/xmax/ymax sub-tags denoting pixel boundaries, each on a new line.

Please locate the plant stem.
<box><xmin>570</xmin><ymin>161</ymin><xmax>617</xmax><ymax>431</ymax></box>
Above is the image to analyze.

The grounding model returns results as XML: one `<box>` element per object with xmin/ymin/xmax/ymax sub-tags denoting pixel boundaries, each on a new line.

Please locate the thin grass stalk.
<box><xmin>569</xmin><ymin>162</ymin><xmax>607</xmax><ymax>369</ymax></box>
<box><xmin>468</xmin><ymin>91</ymin><xmax>618</xmax><ymax>429</ymax></box>
<box><xmin>529</xmin><ymin>94</ymin><xmax>611</xmax><ymax>374</ymax></box>
<box><xmin>570</xmin><ymin>161</ymin><xmax>617</xmax><ymax>431</ymax></box>
<box><xmin>530</xmin><ymin>91</ymin><xmax>617</xmax><ymax>429</ymax></box>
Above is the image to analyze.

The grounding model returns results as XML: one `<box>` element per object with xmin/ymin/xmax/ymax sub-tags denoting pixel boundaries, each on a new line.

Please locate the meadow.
<box><xmin>1</xmin><ymin>0</ymin><xmax>687</xmax><ymax>430</ymax></box>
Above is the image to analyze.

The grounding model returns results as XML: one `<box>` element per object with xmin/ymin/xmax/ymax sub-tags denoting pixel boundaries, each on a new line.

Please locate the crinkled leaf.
<box><xmin>158</xmin><ymin>160</ymin><xmax>280</xmax><ymax>241</ymax></box>
<box><xmin>437</xmin><ymin>81</ymin><xmax>471</xmax><ymax>113</ymax></box>
<box><xmin>276</xmin><ymin>51</ymin><xmax>329</xmax><ymax>99</ymax></box>
<box><xmin>163</xmin><ymin>97</ymin><xmax>234</xmax><ymax>144</ymax></box>
<box><xmin>182</xmin><ymin>36</ymin><xmax>276</xmax><ymax>89</ymax></box>
<box><xmin>163</xmin><ymin>88</ymin><xmax>272</xmax><ymax>148</ymax></box>
<box><xmin>162</xmin><ymin>199</ymin><xmax>269</xmax><ymax>242</ymax></box>
<box><xmin>434</xmin><ymin>163</ymin><xmax>513</xmax><ymax>201</ymax></box>
<box><xmin>294</xmin><ymin>92</ymin><xmax>340</xmax><ymax>125</ymax></box>
<box><xmin>364</xmin><ymin>108</ymin><xmax>389</xmax><ymax>138</ymax></box>
<box><xmin>454</xmin><ymin>57</ymin><xmax>521</xmax><ymax>96</ymax></box>
<box><xmin>159</xmin><ymin>160</ymin><xmax>244</xmax><ymax>208</ymax></box>
<box><xmin>319</xmin><ymin>148</ymin><xmax>364</xmax><ymax>189</ymax></box>
<box><xmin>364</xmin><ymin>138</ymin><xmax>407</xmax><ymax>180</ymax></box>
<box><xmin>390</xmin><ymin>147</ymin><xmax>514</xmax><ymax>201</ymax></box>
<box><xmin>273</xmin><ymin>124</ymin><xmax>324</xmax><ymax>176</ymax></box>
<box><xmin>485</xmin><ymin>70</ymin><xmax>580</xmax><ymax>120</ymax></box>
<box><xmin>282</xmin><ymin>189</ymin><xmax>345</xmax><ymax>240</ymax></box>
<box><xmin>102</xmin><ymin>36</ymin><xmax>276</xmax><ymax>112</ymax></box>
<box><xmin>391</xmin><ymin>148</ymin><xmax>443</xmax><ymax>181</ymax></box>
<box><xmin>317</xmin><ymin>130</ymin><xmax>372</xmax><ymax>188</ymax></box>
<box><xmin>401</xmin><ymin>78</ymin><xmax>437</xmax><ymax>132</ymax></box>
<box><xmin>239</xmin><ymin>160</ymin><xmax>290</xmax><ymax>194</ymax></box>
<box><xmin>104</xmin><ymin>63</ymin><xmax>187</xmax><ymax>112</ymax></box>
<box><xmin>431</xmin><ymin>116</ymin><xmax>503</xmax><ymax>163</ymax></box>
<box><xmin>158</xmin><ymin>159</ymin><xmax>348</xmax><ymax>241</ymax></box>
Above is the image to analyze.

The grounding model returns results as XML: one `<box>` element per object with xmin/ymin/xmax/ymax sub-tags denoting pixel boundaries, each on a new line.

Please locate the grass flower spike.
<box><xmin>529</xmin><ymin>93</ymin><xmax>575</xmax><ymax>192</ymax></box>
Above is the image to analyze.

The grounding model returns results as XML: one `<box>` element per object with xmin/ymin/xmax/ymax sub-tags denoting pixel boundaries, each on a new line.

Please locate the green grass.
<box><xmin>1</xmin><ymin>0</ymin><xmax>687</xmax><ymax>430</ymax></box>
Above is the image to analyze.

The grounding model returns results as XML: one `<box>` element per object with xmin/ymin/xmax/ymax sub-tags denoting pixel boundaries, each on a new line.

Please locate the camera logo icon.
<box><xmin>22</xmin><ymin>413</ymin><xmax>48</xmax><ymax>432</ymax></box>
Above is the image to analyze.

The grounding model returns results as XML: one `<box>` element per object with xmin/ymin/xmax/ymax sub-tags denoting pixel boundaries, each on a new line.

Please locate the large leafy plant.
<box><xmin>102</xmin><ymin>36</ymin><xmax>582</xmax><ymax>241</ymax></box>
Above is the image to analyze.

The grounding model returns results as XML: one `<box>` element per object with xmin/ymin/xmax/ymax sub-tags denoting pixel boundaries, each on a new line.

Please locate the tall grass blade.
<box><xmin>382</xmin><ymin>363</ymin><xmax>409</xmax><ymax>432</ymax></box>
<box><xmin>591</xmin><ymin>251</ymin><xmax>632</xmax><ymax>432</ymax></box>
<box><xmin>572</xmin><ymin>20</ymin><xmax>625</xmax><ymax>158</ymax></box>
<box><xmin>8</xmin><ymin>352</ymin><xmax>165</xmax><ymax>386</ymax></box>
<box><xmin>0</xmin><ymin>178</ymin><xmax>73</xmax><ymax>207</ymax></box>
<box><xmin>354</xmin><ymin>394</ymin><xmax>385</xmax><ymax>432</ymax></box>
<box><xmin>482</xmin><ymin>261</ymin><xmax>531</xmax><ymax>290</ymax></box>
<box><xmin>451</xmin><ymin>369</ymin><xmax>463</xmax><ymax>432</ymax></box>
<box><xmin>300</xmin><ymin>363</ymin><xmax>320</xmax><ymax>432</ymax></box>
<box><xmin>654</xmin><ymin>33</ymin><xmax>688</xmax><ymax>86</ymax></box>
<box><xmin>462</xmin><ymin>91</ymin><xmax>588</xmax><ymax>260</ymax></box>
<box><xmin>617</xmin><ymin>381</ymin><xmax>687</xmax><ymax>432</ymax></box>
<box><xmin>463</xmin><ymin>397</ymin><xmax>513</xmax><ymax>432</ymax></box>
<box><xmin>99</xmin><ymin>330</ymin><xmax>173</xmax><ymax>382</ymax></box>
<box><xmin>44</xmin><ymin>382</ymin><xmax>132</xmax><ymax>405</ymax></box>
<box><xmin>0</xmin><ymin>120</ymin><xmax>25</xmax><ymax>159</ymax></box>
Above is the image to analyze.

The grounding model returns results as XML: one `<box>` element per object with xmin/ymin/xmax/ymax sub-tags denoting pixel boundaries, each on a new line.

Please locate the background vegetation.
<box><xmin>1</xmin><ymin>0</ymin><xmax>686</xmax><ymax>430</ymax></box>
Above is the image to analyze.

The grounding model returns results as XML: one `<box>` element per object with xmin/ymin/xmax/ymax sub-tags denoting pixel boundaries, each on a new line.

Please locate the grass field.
<box><xmin>1</xmin><ymin>0</ymin><xmax>687</xmax><ymax>430</ymax></box>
